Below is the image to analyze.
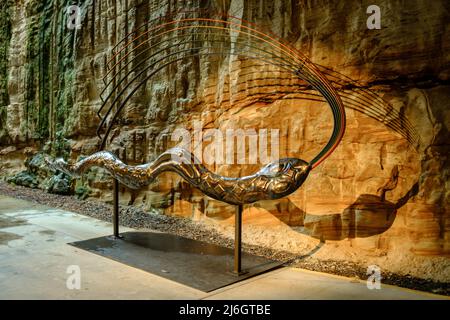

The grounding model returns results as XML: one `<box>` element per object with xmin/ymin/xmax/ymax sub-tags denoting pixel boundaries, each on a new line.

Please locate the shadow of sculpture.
<box><xmin>284</xmin><ymin>181</ymin><xmax>419</xmax><ymax>241</ymax></box>
<box><xmin>167</xmin><ymin>166</ymin><xmax>419</xmax><ymax>242</ymax></box>
<box><xmin>300</xmin><ymin>194</ymin><xmax>397</xmax><ymax>241</ymax></box>
<box><xmin>281</xmin><ymin>181</ymin><xmax>420</xmax><ymax>264</ymax></box>
<box><xmin>173</xmin><ymin>181</ymin><xmax>418</xmax><ymax>242</ymax></box>
<box><xmin>185</xmin><ymin>165</ymin><xmax>419</xmax><ymax>242</ymax></box>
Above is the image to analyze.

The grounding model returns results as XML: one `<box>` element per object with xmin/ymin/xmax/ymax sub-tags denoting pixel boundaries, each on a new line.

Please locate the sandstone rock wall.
<box><xmin>0</xmin><ymin>0</ymin><xmax>449</xmax><ymax>280</ymax></box>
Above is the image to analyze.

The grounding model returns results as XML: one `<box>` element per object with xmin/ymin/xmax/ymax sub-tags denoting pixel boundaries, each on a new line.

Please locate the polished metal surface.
<box><xmin>49</xmin><ymin>147</ymin><xmax>310</xmax><ymax>206</ymax></box>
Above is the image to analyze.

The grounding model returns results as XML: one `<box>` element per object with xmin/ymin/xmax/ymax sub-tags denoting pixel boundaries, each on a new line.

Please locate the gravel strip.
<box><xmin>0</xmin><ymin>181</ymin><xmax>448</xmax><ymax>296</ymax></box>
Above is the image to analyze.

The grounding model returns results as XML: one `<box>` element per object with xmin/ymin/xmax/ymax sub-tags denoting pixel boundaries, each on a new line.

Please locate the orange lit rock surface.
<box><xmin>0</xmin><ymin>0</ymin><xmax>448</xmax><ymax>281</ymax></box>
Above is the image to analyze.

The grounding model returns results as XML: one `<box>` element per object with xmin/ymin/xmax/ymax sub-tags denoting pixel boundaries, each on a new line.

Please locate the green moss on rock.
<box><xmin>0</xmin><ymin>0</ymin><xmax>13</xmax><ymax>144</ymax></box>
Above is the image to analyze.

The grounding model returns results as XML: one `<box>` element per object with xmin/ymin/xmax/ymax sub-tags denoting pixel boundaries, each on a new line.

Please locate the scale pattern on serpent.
<box><xmin>50</xmin><ymin>147</ymin><xmax>311</xmax><ymax>205</ymax></box>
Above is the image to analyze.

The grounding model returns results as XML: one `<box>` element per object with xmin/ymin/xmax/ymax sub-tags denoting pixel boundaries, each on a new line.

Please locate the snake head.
<box><xmin>260</xmin><ymin>158</ymin><xmax>311</xmax><ymax>197</ymax></box>
<box><xmin>291</xmin><ymin>159</ymin><xmax>311</xmax><ymax>186</ymax></box>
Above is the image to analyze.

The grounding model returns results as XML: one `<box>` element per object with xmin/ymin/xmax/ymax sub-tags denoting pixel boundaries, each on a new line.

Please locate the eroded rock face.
<box><xmin>0</xmin><ymin>0</ymin><xmax>449</xmax><ymax>280</ymax></box>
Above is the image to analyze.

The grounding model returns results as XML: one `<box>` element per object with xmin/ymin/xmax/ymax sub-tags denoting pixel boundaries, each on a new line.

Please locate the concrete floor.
<box><xmin>0</xmin><ymin>194</ymin><xmax>447</xmax><ymax>300</ymax></box>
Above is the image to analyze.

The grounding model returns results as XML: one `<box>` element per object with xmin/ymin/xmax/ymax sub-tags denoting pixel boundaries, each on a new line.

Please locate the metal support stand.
<box><xmin>112</xmin><ymin>178</ymin><xmax>247</xmax><ymax>275</ymax></box>
<box><xmin>232</xmin><ymin>204</ymin><xmax>247</xmax><ymax>276</ymax></box>
<box><xmin>112</xmin><ymin>178</ymin><xmax>122</xmax><ymax>239</ymax></box>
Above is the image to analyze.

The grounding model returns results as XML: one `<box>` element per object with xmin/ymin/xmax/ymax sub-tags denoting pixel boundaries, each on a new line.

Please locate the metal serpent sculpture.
<box><xmin>48</xmin><ymin>11</ymin><xmax>345</xmax><ymax>205</ymax></box>
<box><xmin>49</xmin><ymin>10</ymin><xmax>419</xmax><ymax>206</ymax></box>
<box><xmin>52</xmin><ymin>148</ymin><xmax>310</xmax><ymax>206</ymax></box>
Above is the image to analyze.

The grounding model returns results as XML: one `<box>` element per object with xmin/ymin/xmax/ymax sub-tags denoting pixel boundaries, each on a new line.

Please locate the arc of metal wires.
<box><xmin>99</xmin><ymin>49</ymin><xmax>312</xmax><ymax>148</ymax></box>
<box><xmin>98</xmin><ymin>46</ymin><xmax>300</xmax><ymax>135</ymax></box>
<box><xmin>102</xmin><ymin>47</ymin><xmax>417</xmax><ymax>149</ymax></box>
<box><xmin>100</xmin><ymin>27</ymin><xmax>416</xmax><ymax>157</ymax></box>
<box><xmin>98</xmin><ymin>30</ymin><xmax>302</xmax><ymax>117</ymax></box>
<box><xmin>100</xmin><ymin>51</ymin><xmax>342</xmax><ymax>169</ymax></box>
<box><xmin>100</xmin><ymin>19</ymin><xmax>312</xmax><ymax>102</ymax></box>
<box><xmin>103</xmin><ymin>9</ymin><xmax>419</xmax><ymax>149</ymax></box>
<box><xmin>116</xmin><ymin>12</ymin><xmax>413</xmax><ymax>148</ymax></box>
<box><xmin>192</xmin><ymin>63</ymin><xmax>419</xmax><ymax>146</ymax></box>
<box><xmin>98</xmin><ymin>16</ymin><xmax>346</xmax><ymax>170</ymax></box>
<box><xmin>105</xmin><ymin>28</ymin><xmax>417</xmax><ymax>149</ymax></box>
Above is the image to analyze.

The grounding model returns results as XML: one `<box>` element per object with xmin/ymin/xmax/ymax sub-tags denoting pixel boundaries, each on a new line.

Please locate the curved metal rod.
<box><xmin>99</xmin><ymin>50</ymin><xmax>306</xmax><ymax>149</ymax></box>
<box><xmin>99</xmin><ymin>31</ymin><xmax>302</xmax><ymax>119</ymax></box>
<box><xmin>97</xmin><ymin>46</ymin><xmax>299</xmax><ymax>139</ymax></box>
<box><xmin>99</xmin><ymin>23</ymin><xmax>305</xmax><ymax>120</ymax></box>
<box><xmin>100</xmin><ymin>40</ymin><xmax>341</xmax><ymax>152</ymax></box>
<box><xmin>108</xmin><ymin>10</ymin><xmax>304</xmax><ymax>66</ymax></box>
<box><xmin>196</xmin><ymin>79</ymin><xmax>418</xmax><ymax>146</ymax></box>
<box><xmin>102</xmin><ymin>28</ymin><xmax>302</xmax><ymax>96</ymax></box>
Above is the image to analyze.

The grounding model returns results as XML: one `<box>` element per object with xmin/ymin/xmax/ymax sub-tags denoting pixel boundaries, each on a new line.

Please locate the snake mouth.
<box><xmin>293</xmin><ymin>164</ymin><xmax>311</xmax><ymax>185</ymax></box>
<box><xmin>295</xmin><ymin>164</ymin><xmax>311</xmax><ymax>174</ymax></box>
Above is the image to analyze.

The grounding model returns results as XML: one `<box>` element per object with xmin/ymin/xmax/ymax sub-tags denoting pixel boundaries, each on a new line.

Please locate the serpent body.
<box><xmin>51</xmin><ymin>147</ymin><xmax>310</xmax><ymax>205</ymax></box>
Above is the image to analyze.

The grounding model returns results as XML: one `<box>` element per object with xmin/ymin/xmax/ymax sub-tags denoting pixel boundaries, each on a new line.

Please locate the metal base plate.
<box><xmin>69</xmin><ymin>231</ymin><xmax>283</xmax><ymax>292</ymax></box>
